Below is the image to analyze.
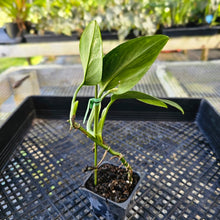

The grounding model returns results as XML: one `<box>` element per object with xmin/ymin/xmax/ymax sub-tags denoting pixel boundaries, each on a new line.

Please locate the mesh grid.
<box><xmin>165</xmin><ymin>62</ymin><xmax>220</xmax><ymax>112</ymax></box>
<box><xmin>0</xmin><ymin>118</ymin><xmax>219</xmax><ymax>220</ymax></box>
<box><xmin>0</xmin><ymin>77</ymin><xmax>12</xmax><ymax>105</ymax></box>
<box><xmin>40</xmin><ymin>64</ymin><xmax>167</xmax><ymax>98</ymax></box>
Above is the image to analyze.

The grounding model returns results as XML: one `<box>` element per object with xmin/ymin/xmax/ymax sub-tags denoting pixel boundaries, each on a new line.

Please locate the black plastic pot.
<box><xmin>0</xmin><ymin>28</ymin><xmax>23</xmax><ymax>44</ymax></box>
<box><xmin>80</xmin><ymin>162</ymin><xmax>143</xmax><ymax>220</ymax></box>
<box><xmin>5</xmin><ymin>22</ymin><xmax>20</xmax><ymax>38</ymax></box>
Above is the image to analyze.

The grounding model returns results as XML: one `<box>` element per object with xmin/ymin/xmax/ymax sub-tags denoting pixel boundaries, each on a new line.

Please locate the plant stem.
<box><xmin>94</xmin><ymin>85</ymin><xmax>99</xmax><ymax>185</ymax></box>
<box><xmin>69</xmin><ymin>83</ymin><xmax>84</xmax><ymax>128</ymax></box>
<box><xmin>71</xmin><ymin>120</ymin><xmax>133</xmax><ymax>183</ymax></box>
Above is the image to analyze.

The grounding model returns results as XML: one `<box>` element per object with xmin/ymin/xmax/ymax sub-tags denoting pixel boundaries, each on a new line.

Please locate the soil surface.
<box><xmin>85</xmin><ymin>163</ymin><xmax>140</xmax><ymax>203</ymax></box>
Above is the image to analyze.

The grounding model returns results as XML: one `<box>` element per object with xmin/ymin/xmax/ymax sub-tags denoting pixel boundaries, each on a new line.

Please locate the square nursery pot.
<box><xmin>5</xmin><ymin>22</ymin><xmax>20</xmax><ymax>38</ymax></box>
<box><xmin>80</xmin><ymin>162</ymin><xmax>144</xmax><ymax>220</ymax></box>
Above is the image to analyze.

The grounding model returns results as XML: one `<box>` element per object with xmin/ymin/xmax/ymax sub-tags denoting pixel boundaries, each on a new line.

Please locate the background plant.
<box><xmin>71</xmin><ymin>0</ymin><xmax>157</xmax><ymax>40</ymax></box>
<box><xmin>1</xmin><ymin>0</ymin><xmax>218</xmax><ymax>37</ymax></box>
<box><xmin>69</xmin><ymin>20</ymin><xmax>184</xmax><ymax>185</ymax></box>
<box><xmin>30</xmin><ymin>0</ymin><xmax>80</xmax><ymax>35</ymax></box>
<box><xmin>70</xmin><ymin>0</ymin><xmax>220</xmax><ymax>39</ymax></box>
<box><xmin>204</xmin><ymin>0</ymin><xmax>220</xmax><ymax>25</ymax></box>
<box><xmin>0</xmin><ymin>0</ymin><xmax>45</xmax><ymax>32</ymax></box>
<box><xmin>149</xmin><ymin>0</ymin><xmax>220</xmax><ymax>28</ymax></box>
<box><xmin>149</xmin><ymin>0</ymin><xmax>197</xmax><ymax>28</ymax></box>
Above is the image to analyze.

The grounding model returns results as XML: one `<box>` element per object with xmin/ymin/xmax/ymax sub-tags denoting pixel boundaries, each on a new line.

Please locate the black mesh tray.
<box><xmin>0</xmin><ymin>96</ymin><xmax>219</xmax><ymax>220</ymax></box>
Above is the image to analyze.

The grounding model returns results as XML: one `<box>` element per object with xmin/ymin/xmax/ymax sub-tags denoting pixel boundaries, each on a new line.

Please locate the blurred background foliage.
<box><xmin>0</xmin><ymin>0</ymin><xmax>220</xmax><ymax>40</ymax></box>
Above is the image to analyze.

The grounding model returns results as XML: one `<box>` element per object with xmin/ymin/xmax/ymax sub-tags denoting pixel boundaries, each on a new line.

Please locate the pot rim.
<box><xmin>80</xmin><ymin>161</ymin><xmax>144</xmax><ymax>209</ymax></box>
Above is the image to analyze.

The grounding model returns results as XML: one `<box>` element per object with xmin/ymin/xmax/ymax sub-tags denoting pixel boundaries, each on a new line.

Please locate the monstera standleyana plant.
<box><xmin>69</xmin><ymin>20</ymin><xmax>184</xmax><ymax>187</ymax></box>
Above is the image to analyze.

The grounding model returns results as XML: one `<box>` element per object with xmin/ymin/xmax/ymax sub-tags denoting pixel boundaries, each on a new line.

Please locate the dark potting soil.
<box><xmin>85</xmin><ymin>163</ymin><xmax>140</xmax><ymax>203</ymax></box>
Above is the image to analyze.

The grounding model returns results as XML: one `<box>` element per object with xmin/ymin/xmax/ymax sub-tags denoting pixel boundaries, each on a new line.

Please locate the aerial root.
<box><xmin>97</xmin><ymin>146</ymin><xmax>111</xmax><ymax>167</ymax></box>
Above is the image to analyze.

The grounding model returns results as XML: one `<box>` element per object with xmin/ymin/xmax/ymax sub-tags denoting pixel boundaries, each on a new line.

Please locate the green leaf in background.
<box><xmin>79</xmin><ymin>20</ymin><xmax>103</xmax><ymax>85</ymax></box>
<box><xmin>99</xmin><ymin>35</ymin><xmax>169</xmax><ymax>95</ymax></box>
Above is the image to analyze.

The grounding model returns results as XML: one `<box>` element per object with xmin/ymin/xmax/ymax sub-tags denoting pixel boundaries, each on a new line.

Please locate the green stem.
<box><xmin>71</xmin><ymin>120</ymin><xmax>133</xmax><ymax>183</ymax></box>
<box><xmin>69</xmin><ymin>83</ymin><xmax>84</xmax><ymax>126</ymax></box>
<box><xmin>99</xmin><ymin>88</ymin><xmax>118</xmax><ymax>100</ymax></box>
<box><xmin>94</xmin><ymin>85</ymin><xmax>99</xmax><ymax>185</ymax></box>
<box><xmin>73</xmin><ymin>82</ymin><xmax>84</xmax><ymax>102</ymax></box>
<box><xmin>86</xmin><ymin>88</ymin><xmax>118</xmax><ymax>135</ymax></box>
<box><xmin>97</xmin><ymin>99</ymin><xmax>114</xmax><ymax>142</ymax></box>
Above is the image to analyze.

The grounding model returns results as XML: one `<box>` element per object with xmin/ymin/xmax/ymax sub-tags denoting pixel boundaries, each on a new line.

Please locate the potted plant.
<box><xmin>24</xmin><ymin>0</ymin><xmax>82</xmax><ymax>42</ymax></box>
<box><xmin>69</xmin><ymin>20</ymin><xmax>184</xmax><ymax>220</ymax></box>
<box><xmin>153</xmin><ymin>0</ymin><xmax>220</xmax><ymax>37</ymax></box>
<box><xmin>71</xmin><ymin>0</ymin><xmax>157</xmax><ymax>41</ymax></box>
<box><xmin>0</xmin><ymin>0</ymin><xmax>44</xmax><ymax>38</ymax></box>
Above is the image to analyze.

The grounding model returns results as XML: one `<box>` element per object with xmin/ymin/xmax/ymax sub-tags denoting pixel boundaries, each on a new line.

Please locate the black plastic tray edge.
<box><xmin>196</xmin><ymin>99</ymin><xmax>220</xmax><ymax>159</ymax></box>
<box><xmin>0</xmin><ymin>97</ymin><xmax>36</xmax><ymax>172</ymax></box>
<box><xmin>0</xmin><ymin>96</ymin><xmax>219</xmax><ymax>173</ymax></box>
<box><xmin>32</xmin><ymin>96</ymin><xmax>201</xmax><ymax>121</ymax></box>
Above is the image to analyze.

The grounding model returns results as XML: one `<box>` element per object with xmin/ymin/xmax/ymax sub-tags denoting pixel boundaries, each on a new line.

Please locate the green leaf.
<box><xmin>159</xmin><ymin>99</ymin><xmax>184</xmax><ymax>114</ymax></box>
<box><xmin>69</xmin><ymin>100</ymin><xmax>79</xmax><ymax>127</ymax></box>
<box><xmin>112</xmin><ymin>91</ymin><xmax>168</xmax><ymax>108</ymax></box>
<box><xmin>97</xmin><ymin>91</ymin><xmax>183</xmax><ymax>141</ymax></box>
<box><xmin>97</xmin><ymin>100</ymin><xmax>114</xmax><ymax>142</ymax></box>
<box><xmin>97</xmin><ymin>91</ymin><xmax>168</xmax><ymax>140</ymax></box>
<box><xmin>79</xmin><ymin>20</ymin><xmax>103</xmax><ymax>85</ymax></box>
<box><xmin>112</xmin><ymin>91</ymin><xmax>184</xmax><ymax>114</ymax></box>
<box><xmin>100</xmin><ymin>35</ymin><xmax>169</xmax><ymax>95</ymax></box>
